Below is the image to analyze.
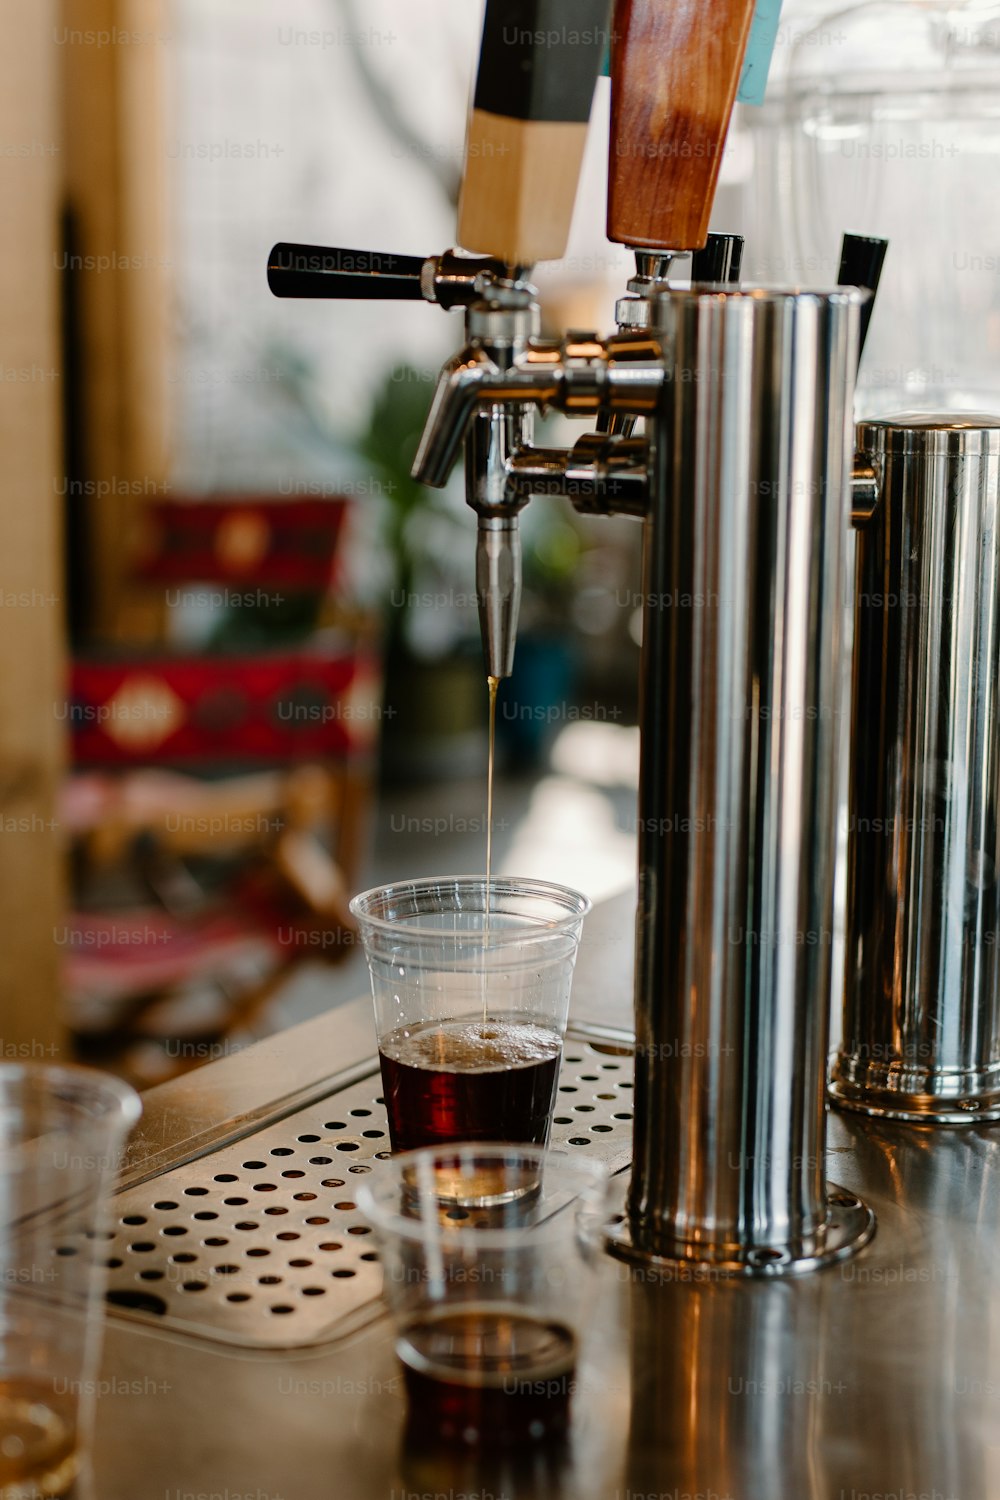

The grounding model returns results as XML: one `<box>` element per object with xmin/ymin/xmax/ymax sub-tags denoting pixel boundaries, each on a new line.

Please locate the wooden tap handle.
<box><xmin>607</xmin><ymin>0</ymin><xmax>758</xmax><ymax>250</ymax></box>
<box><xmin>458</xmin><ymin>0</ymin><xmax>611</xmax><ymax>265</ymax></box>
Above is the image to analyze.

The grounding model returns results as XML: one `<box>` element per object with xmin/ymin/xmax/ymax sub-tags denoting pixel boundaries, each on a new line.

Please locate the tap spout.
<box><xmin>476</xmin><ymin>518</ymin><xmax>522</xmax><ymax>681</ymax></box>
<box><xmin>410</xmin><ymin>319</ymin><xmax>664</xmax><ymax>681</ymax></box>
<box><xmin>411</xmin><ymin>345</ymin><xmax>498</xmax><ymax>489</ymax></box>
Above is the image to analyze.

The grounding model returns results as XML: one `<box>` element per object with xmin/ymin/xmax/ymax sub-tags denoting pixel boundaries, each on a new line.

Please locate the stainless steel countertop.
<box><xmin>91</xmin><ymin>889</ymin><xmax>1000</xmax><ymax>1500</ymax></box>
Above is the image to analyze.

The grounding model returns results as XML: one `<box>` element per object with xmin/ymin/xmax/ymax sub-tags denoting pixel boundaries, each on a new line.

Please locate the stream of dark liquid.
<box><xmin>484</xmin><ymin>673</ymin><xmax>499</xmax><ymax>1023</ymax></box>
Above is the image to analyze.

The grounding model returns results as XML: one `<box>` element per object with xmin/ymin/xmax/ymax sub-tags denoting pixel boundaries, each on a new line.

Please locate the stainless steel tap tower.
<box><xmin>615</xmin><ymin>287</ymin><xmax>872</xmax><ymax>1270</ymax></box>
<box><xmin>832</xmin><ymin>415</ymin><xmax>1000</xmax><ymax>1123</ymax></box>
<box><xmin>268</xmin><ymin>0</ymin><xmax>880</xmax><ymax>1274</ymax></box>
<box><xmin>413</xmin><ymin>280</ymin><xmax>878</xmax><ymax>1273</ymax></box>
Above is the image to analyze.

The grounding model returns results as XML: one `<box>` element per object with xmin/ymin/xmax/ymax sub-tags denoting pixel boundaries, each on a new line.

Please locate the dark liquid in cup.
<box><xmin>378</xmin><ymin>1016</ymin><xmax>562</xmax><ymax>1153</ymax></box>
<box><xmin>399</xmin><ymin>1304</ymin><xmax>577</xmax><ymax>1445</ymax></box>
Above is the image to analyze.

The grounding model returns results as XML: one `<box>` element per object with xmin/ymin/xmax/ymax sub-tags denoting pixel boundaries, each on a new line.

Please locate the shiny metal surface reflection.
<box><xmin>88</xmin><ymin>983</ymin><xmax>1000</xmax><ymax>1500</ymax></box>
<box><xmin>618</xmin><ymin>288</ymin><xmax>874</xmax><ymax>1272</ymax></box>
<box><xmin>621</xmin><ymin>1114</ymin><xmax>996</xmax><ymax>1500</ymax></box>
<box><xmin>834</xmin><ymin>415</ymin><xmax>1000</xmax><ymax>1121</ymax></box>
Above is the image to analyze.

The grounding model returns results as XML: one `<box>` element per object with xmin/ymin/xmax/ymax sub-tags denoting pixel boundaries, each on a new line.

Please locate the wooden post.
<box><xmin>0</xmin><ymin>0</ymin><xmax>67</xmax><ymax>1059</ymax></box>
<box><xmin>60</xmin><ymin>0</ymin><xmax>171</xmax><ymax>640</ymax></box>
<box><xmin>0</xmin><ymin>0</ymin><xmax>170</xmax><ymax>1056</ymax></box>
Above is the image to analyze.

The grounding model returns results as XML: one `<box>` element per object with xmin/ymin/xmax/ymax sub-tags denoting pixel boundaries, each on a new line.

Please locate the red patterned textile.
<box><xmin>132</xmin><ymin>498</ymin><xmax>348</xmax><ymax>589</ymax></box>
<box><xmin>68</xmin><ymin>650</ymin><xmax>382</xmax><ymax>765</ymax></box>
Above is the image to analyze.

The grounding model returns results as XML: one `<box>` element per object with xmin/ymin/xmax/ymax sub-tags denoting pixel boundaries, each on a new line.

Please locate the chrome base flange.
<box><xmin>604</xmin><ymin>1181</ymin><xmax>876</xmax><ymax>1279</ymax></box>
<box><xmin>829</xmin><ymin>1078</ymin><xmax>1000</xmax><ymax>1126</ymax></box>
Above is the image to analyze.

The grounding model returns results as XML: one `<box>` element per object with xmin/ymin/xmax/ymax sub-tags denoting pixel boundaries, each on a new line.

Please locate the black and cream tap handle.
<box><xmin>457</xmin><ymin>0</ymin><xmax>612</xmax><ymax>265</ymax></box>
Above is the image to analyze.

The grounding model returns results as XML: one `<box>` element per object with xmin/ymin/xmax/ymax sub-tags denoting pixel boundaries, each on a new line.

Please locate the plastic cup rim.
<box><xmin>349</xmin><ymin>874</ymin><xmax>592</xmax><ymax>942</ymax></box>
<box><xmin>0</xmin><ymin>1060</ymin><xmax>142</xmax><ymax>1134</ymax></box>
<box><xmin>356</xmin><ymin>1142</ymin><xmax>609</xmax><ymax>1250</ymax></box>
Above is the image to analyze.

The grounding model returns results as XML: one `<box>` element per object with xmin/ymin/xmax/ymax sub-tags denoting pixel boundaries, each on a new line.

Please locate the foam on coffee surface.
<box><xmin>382</xmin><ymin>1017</ymin><xmax>561</xmax><ymax>1073</ymax></box>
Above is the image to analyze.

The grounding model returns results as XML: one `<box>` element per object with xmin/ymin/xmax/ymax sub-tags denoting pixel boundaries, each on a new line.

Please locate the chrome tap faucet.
<box><xmin>269</xmin><ymin>235</ymin><xmax>880</xmax><ymax>1274</ymax></box>
<box><xmin>268</xmin><ymin>244</ymin><xmax>542</xmax><ymax>682</ymax></box>
<box><xmin>444</xmin><ymin>285</ymin><xmax>538</xmax><ymax>681</ymax></box>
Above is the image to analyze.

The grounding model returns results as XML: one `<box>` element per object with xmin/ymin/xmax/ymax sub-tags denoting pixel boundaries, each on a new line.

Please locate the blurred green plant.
<box><xmin>354</xmin><ymin>364</ymin><xmax>469</xmax><ymax>655</ymax></box>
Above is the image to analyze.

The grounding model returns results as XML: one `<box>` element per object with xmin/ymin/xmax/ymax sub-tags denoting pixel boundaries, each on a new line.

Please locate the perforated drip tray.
<box><xmin>60</xmin><ymin>1028</ymin><xmax>635</xmax><ymax>1351</ymax></box>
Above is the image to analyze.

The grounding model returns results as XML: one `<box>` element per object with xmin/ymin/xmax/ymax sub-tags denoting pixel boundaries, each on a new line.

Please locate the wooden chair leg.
<box><xmin>333</xmin><ymin>761</ymin><xmax>371</xmax><ymax>892</ymax></box>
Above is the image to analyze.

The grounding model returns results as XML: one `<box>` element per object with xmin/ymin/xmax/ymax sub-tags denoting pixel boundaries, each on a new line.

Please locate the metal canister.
<box><xmin>832</xmin><ymin>415</ymin><xmax>1000</xmax><ymax>1122</ymax></box>
<box><xmin>613</xmin><ymin>287</ymin><xmax>875</xmax><ymax>1273</ymax></box>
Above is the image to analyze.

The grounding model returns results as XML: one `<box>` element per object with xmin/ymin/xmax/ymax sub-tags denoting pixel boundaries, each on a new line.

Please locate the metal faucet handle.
<box><xmin>622</xmin><ymin>234</ymin><xmax>745</xmax><ymax>299</ymax></box>
<box><xmin>266</xmin><ymin>243</ymin><xmax>508</xmax><ymax>310</ymax></box>
<box><xmin>626</xmin><ymin>250</ymin><xmax>680</xmax><ymax>295</ymax></box>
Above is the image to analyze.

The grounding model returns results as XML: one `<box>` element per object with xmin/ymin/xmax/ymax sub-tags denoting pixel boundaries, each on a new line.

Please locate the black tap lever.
<box><xmin>267</xmin><ymin>243</ymin><xmax>508</xmax><ymax>310</ymax></box>
<box><xmin>837</xmin><ymin>233</ymin><xmax>888</xmax><ymax>361</ymax></box>
<box><xmin>691</xmin><ymin>232</ymin><xmax>745</xmax><ymax>285</ymax></box>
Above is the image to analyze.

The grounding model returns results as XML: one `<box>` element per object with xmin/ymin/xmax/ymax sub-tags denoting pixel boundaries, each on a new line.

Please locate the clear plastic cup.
<box><xmin>349</xmin><ymin>877</ymin><xmax>591</xmax><ymax>1196</ymax></box>
<box><xmin>357</xmin><ymin>1143</ymin><xmax>609</xmax><ymax>1447</ymax></box>
<box><xmin>0</xmin><ymin>1063</ymin><xmax>140</xmax><ymax>1499</ymax></box>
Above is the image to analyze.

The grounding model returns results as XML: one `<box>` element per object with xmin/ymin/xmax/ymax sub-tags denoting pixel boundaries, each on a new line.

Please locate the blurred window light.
<box><xmin>498</xmin><ymin>775</ymin><xmax>634</xmax><ymax>904</ymax></box>
<box><xmin>548</xmin><ymin>722</ymin><xmax>640</xmax><ymax>789</ymax></box>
